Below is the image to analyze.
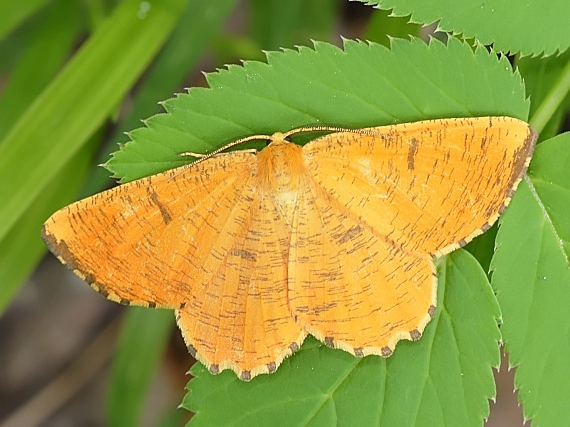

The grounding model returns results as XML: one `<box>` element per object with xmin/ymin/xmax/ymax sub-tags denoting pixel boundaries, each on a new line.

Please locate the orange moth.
<box><xmin>42</xmin><ymin>116</ymin><xmax>536</xmax><ymax>381</ymax></box>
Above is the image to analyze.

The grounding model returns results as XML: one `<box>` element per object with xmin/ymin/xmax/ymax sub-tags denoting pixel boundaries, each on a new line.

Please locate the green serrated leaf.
<box><xmin>362</xmin><ymin>0</ymin><xmax>570</xmax><ymax>56</ymax></box>
<box><xmin>184</xmin><ymin>250</ymin><xmax>500</xmax><ymax>426</ymax></box>
<box><xmin>108</xmin><ymin>37</ymin><xmax>529</xmax><ymax>182</ymax></box>
<box><xmin>491</xmin><ymin>132</ymin><xmax>570</xmax><ymax>426</ymax></box>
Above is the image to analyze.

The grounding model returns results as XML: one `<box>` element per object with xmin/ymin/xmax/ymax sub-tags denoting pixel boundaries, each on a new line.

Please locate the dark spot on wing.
<box><xmin>335</xmin><ymin>225</ymin><xmax>363</xmax><ymax>244</ymax></box>
<box><xmin>187</xmin><ymin>344</ymin><xmax>197</xmax><ymax>357</ymax></box>
<box><xmin>289</xmin><ymin>342</ymin><xmax>299</xmax><ymax>352</ymax></box>
<box><xmin>230</xmin><ymin>248</ymin><xmax>257</xmax><ymax>262</ymax></box>
<box><xmin>149</xmin><ymin>189</ymin><xmax>173</xmax><ymax>225</ymax></box>
<box><xmin>410</xmin><ymin>329</ymin><xmax>421</xmax><ymax>340</ymax></box>
<box><xmin>41</xmin><ymin>227</ymin><xmax>80</xmax><ymax>273</ymax></box>
<box><xmin>407</xmin><ymin>137</ymin><xmax>419</xmax><ymax>170</ymax></box>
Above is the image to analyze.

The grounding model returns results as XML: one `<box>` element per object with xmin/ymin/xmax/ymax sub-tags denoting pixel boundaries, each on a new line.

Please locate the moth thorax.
<box><xmin>258</xmin><ymin>139</ymin><xmax>304</xmax><ymax>221</ymax></box>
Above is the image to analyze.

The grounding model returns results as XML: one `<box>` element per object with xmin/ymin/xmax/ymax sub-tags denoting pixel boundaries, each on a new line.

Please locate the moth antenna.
<box><xmin>281</xmin><ymin>125</ymin><xmax>385</xmax><ymax>140</ymax></box>
<box><xmin>179</xmin><ymin>134</ymin><xmax>273</xmax><ymax>165</ymax></box>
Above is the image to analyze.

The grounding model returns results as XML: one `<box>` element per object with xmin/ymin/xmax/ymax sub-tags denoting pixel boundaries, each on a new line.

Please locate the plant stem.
<box><xmin>530</xmin><ymin>58</ymin><xmax>570</xmax><ymax>134</ymax></box>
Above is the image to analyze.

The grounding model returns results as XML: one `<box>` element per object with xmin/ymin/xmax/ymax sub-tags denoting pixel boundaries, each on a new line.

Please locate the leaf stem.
<box><xmin>529</xmin><ymin>58</ymin><xmax>570</xmax><ymax>134</ymax></box>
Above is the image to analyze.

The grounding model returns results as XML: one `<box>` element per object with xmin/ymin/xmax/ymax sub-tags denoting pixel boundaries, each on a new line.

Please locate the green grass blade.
<box><xmin>0</xmin><ymin>0</ymin><xmax>92</xmax><ymax>311</ymax></box>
